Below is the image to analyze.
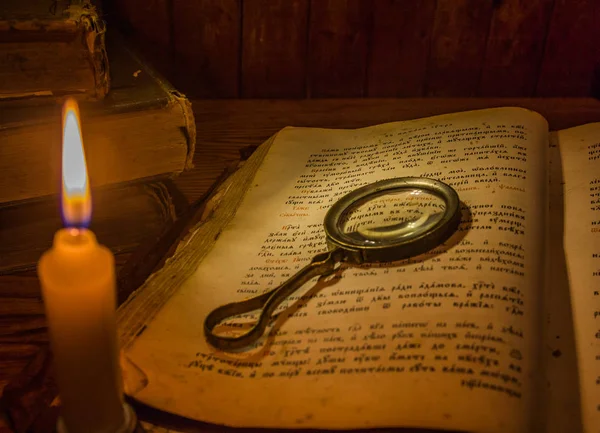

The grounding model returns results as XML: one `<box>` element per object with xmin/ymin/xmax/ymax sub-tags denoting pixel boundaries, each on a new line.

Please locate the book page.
<box><xmin>122</xmin><ymin>108</ymin><xmax>548</xmax><ymax>433</ymax></box>
<box><xmin>542</xmin><ymin>136</ymin><xmax>584</xmax><ymax>433</ymax></box>
<box><xmin>554</xmin><ymin>123</ymin><xmax>600</xmax><ymax>433</ymax></box>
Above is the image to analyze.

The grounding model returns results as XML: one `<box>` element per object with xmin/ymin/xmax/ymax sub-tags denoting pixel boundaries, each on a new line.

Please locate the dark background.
<box><xmin>102</xmin><ymin>0</ymin><xmax>600</xmax><ymax>99</ymax></box>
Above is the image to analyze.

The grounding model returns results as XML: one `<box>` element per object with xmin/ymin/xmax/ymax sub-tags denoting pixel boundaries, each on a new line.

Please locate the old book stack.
<box><xmin>0</xmin><ymin>0</ymin><xmax>195</xmax><ymax>273</ymax></box>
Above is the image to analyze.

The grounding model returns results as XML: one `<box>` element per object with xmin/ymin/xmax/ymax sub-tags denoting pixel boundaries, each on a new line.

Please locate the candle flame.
<box><xmin>61</xmin><ymin>98</ymin><xmax>91</xmax><ymax>228</ymax></box>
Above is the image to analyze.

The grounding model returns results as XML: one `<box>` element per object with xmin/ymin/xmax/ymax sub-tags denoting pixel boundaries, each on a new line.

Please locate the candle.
<box><xmin>38</xmin><ymin>99</ymin><xmax>127</xmax><ymax>433</ymax></box>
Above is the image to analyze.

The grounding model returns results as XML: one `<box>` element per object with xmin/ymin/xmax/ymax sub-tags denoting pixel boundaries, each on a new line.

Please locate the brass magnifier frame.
<box><xmin>204</xmin><ymin>177</ymin><xmax>461</xmax><ymax>351</ymax></box>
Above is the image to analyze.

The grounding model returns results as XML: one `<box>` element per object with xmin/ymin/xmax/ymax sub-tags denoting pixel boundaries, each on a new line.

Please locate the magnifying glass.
<box><xmin>204</xmin><ymin>177</ymin><xmax>461</xmax><ymax>351</ymax></box>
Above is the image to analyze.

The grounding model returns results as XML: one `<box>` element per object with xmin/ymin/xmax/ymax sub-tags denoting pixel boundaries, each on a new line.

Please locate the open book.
<box><xmin>117</xmin><ymin>107</ymin><xmax>600</xmax><ymax>433</ymax></box>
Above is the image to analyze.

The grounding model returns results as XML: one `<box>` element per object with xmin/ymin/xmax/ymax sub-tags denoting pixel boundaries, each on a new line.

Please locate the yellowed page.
<box><xmin>123</xmin><ymin>108</ymin><xmax>548</xmax><ymax>433</ymax></box>
<box><xmin>542</xmin><ymin>136</ymin><xmax>584</xmax><ymax>433</ymax></box>
<box><xmin>555</xmin><ymin>123</ymin><xmax>600</xmax><ymax>433</ymax></box>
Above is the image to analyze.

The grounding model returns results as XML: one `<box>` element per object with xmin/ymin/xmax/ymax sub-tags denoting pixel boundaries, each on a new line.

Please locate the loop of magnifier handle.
<box><xmin>204</xmin><ymin>248</ymin><xmax>344</xmax><ymax>351</ymax></box>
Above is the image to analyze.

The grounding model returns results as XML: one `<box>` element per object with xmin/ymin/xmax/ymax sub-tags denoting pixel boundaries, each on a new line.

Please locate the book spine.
<box><xmin>67</xmin><ymin>3</ymin><xmax>110</xmax><ymax>99</ymax></box>
<box><xmin>0</xmin><ymin>2</ymin><xmax>109</xmax><ymax>100</ymax></box>
<box><xmin>110</xmin><ymin>33</ymin><xmax>196</xmax><ymax>168</ymax></box>
<box><xmin>0</xmin><ymin>179</ymin><xmax>183</xmax><ymax>275</ymax></box>
<box><xmin>169</xmin><ymin>91</ymin><xmax>197</xmax><ymax>170</ymax></box>
<box><xmin>76</xmin><ymin>6</ymin><xmax>111</xmax><ymax>99</ymax></box>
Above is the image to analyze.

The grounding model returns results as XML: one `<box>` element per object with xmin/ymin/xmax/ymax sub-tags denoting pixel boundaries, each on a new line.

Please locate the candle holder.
<box><xmin>56</xmin><ymin>402</ymin><xmax>139</xmax><ymax>433</ymax></box>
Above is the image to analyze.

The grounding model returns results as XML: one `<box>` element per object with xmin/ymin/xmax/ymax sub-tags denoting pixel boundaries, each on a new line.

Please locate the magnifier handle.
<box><xmin>204</xmin><ymin>248</ymin><xmax>344</xmax><ymax>351</ymax></box>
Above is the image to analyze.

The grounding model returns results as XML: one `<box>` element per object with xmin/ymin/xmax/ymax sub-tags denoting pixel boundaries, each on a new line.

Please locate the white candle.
<box><xmin>37</xmin><ymin>99</ymin><xmax>125</xmax><ymax>433</ymax></box>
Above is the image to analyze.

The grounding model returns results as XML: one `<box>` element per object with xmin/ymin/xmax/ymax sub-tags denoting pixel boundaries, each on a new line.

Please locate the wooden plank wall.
<box><xmin>106</xmin><ymin>0</ymin><xmax>600</xmax><ymax>98</ymax></box>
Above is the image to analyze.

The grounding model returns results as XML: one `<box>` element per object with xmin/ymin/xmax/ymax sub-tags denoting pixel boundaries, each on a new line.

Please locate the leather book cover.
<box><xmin>0</xmin><ymin>0</ymin><xmax>109</xmax><ymax>99</ymax></box>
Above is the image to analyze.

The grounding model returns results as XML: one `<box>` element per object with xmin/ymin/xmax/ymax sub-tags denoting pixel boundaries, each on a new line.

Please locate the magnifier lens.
<box><xmin>337</xmin><ymin>188</ymin><xmax>447</xmax><ymax>246</ymax></box>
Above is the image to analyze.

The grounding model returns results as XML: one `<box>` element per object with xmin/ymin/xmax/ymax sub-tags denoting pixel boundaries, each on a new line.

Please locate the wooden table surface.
<box><xmin>1</xmin><ymin>97</ymin><xmax>600</xmax><ymax>432</ymax></box>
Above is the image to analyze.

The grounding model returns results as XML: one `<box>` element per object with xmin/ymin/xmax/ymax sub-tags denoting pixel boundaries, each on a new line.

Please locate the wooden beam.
<box><xmin>307</xmin><ymin>0</ymin><xmax>371</xmax><ymax>97</ymax></box>
<box><xmin>479</xmin><ymin>0</ymin><xmax>554</xmax><ymax>96</ymax></box>
<box><xmin>427</xmin><ymin>0</ymin><xmax>494</xmax><ymax>96</ymax></box>
<box><xmin>241</xmin><ymin>0</ymin><xmax>309</xmax><ymax>98</ymax></box>
<box><xmin>367</xmin><ymin>0</ymin><xmax>436</xmax><ymax>97</ymax></box>
<box><xmin>537</xmin><ymin>0</ymin><xmax>600</xmax><ymax>96</ymax></box>
<box><xmin>172</xmin><ymin>0</ymin><xmax>241</xmax><ymax>98</ymax></box>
